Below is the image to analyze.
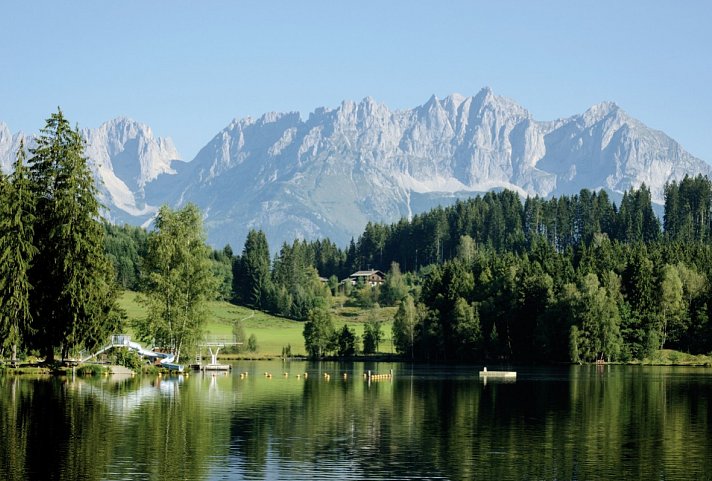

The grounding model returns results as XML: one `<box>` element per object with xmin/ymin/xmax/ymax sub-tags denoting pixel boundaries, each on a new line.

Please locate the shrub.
<box><xmin>77</xmin><ymin>364</ymin><xmax>108</xmax><ymax>376</ymax></box>
<box><xmin>113</xmin><ymin>349</ymin><xmax>144</xmax><ymax>370</ymax></box>
<box><xmin>247</xmin><ymin>334</ymin><xmax>258</xmax><ymax>353</ymax></box>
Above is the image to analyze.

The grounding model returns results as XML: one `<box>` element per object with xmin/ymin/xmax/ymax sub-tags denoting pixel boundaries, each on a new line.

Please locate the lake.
<box><xmin>1</xmin><ymin>363</ymin><xmax>711</xmax><ymax>480</ymax></box>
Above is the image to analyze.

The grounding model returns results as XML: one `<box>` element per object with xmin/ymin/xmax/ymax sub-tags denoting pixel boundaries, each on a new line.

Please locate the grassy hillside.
<box><xmin>118</xmin><ymin>292</ymin><xmax>396</xmax><ymax>357</ymax></box>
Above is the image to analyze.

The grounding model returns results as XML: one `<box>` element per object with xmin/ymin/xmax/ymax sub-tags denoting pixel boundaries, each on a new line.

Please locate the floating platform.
<box><xmin>200</xmin><ymin>363</ymin><xmax>231</xmax><ymax>371</ymax></box>
<box><xmin>479</xmin><ymin>369</ymin><xmax>516</xmax><ymax>379</ymax></box>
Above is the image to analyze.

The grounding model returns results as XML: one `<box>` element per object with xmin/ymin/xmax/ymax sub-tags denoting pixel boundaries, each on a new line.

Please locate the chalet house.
<box><xmin>348</xmin><ymin>270</ymin><xmax>386</xmax><ymax>287</ymax></box>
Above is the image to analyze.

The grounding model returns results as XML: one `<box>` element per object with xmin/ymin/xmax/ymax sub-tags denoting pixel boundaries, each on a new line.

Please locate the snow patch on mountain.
<box><xmin>2</xmin><ymin>89</ymin><xmax>710</xmax><ymax>248</ymax></box>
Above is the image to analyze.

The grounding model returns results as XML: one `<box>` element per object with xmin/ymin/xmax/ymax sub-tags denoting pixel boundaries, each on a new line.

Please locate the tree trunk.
<box><xmin>43</xmin><ymin>345</ymin><xmax>55</xmax><ymax>363</ymax></box>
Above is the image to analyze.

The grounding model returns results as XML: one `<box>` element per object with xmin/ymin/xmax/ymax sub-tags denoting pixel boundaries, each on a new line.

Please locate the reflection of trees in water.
<box><xmin>0</xmin><ymin>376</ymin><xmax>113</xmax><ymax>481</ymax></box>
<box><xmin>1</xmin><ymin>367</ymin><xmax>711</xmax><ymax>480</ymax></box>
<box><xmin>225</xmin><ymin>365</ymin><xmax>712</xmax><ymax>480</ymax></box>
<box><xmin>0</xmin><ymin>375</ymin><xmax>226</xmax><ymax>481</ymax></box>
<box><xmin>0</xmin><ymin>377</ymin><xmax>28</xmax><ymax>481</ymax></box>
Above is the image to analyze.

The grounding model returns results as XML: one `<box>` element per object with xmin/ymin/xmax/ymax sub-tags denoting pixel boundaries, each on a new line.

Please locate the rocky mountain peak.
<box><xmin>580</xmin><ymin>101</ymin><xmax>624</xmax><ymax>125</ymax></box>
<box><xmin>0</xmin><ymin>123</ymin><xmax>28</xmax><ymax>173</ymax></box>
<box><xmin>1</xmin><ymin>91</ymin><xmax>709</xmax><ymax>249</ymax></box>
<box><xmin>83</xmin><ymin>117</ymin><xmax>181</xmax><ymax>191</ymax></box>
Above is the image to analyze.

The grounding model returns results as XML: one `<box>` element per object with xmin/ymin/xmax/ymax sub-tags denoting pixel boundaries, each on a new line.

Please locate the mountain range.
<box><xmin>1</xmin><ymin>87</ymin><xmax>710</xmax><ymax>249</ymax></box>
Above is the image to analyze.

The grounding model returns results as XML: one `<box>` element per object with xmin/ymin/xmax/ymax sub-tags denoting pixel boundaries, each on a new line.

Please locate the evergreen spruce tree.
<box><xmin>0</xmin><ymin>143</ymin><xmax>38</xmax><ymax>365</ymax></box>
<box><xmin>27</xmin><ymin>110</ymin><xmax>120</xmax><ymax>361</ymax></box>
<box><xmin>236</xmin><ymin>230</ymin><xmax>272</xmax><ymax>308</ymax></box>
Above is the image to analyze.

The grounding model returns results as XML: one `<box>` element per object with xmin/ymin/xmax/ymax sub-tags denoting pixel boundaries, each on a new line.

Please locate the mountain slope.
<box><xmin>1</xmin><ymin>89</ymin><xmax>710</xmax><ymax>248</ymax></box>
<box><xmin>164</xmin><ymin>88</ymin><xmax>711</xmax><ymax>247</ymax></box>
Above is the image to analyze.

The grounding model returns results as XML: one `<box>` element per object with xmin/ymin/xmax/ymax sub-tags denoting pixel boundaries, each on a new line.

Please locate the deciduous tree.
<box><xmin>303</xmin><ymin>307</ymin><xmax>335</xmax><ymax>358</ymax></box>
<box><xmin>392</xmin><ymin>295</ymin><xmax>418</xmax><ymax>359</ymax></box>
<box><xmin>138</xmin><ymin>204</ymin><xmax>217</xmax><ymax>362</ymax></box>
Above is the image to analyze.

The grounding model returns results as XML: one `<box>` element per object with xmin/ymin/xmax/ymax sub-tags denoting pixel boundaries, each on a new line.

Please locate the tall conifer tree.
<box><xmin>236</xmin><ymin>230</ymin><xmax>272</xmax><ymax>308</ymax></box>
<box><xmin>0</xmin><ymin>143</ymin><xmax>39</xmax><ymax>365</ymax></box>
<box><xmin>28</xmin><ymin>110</ymin><xmax>119</xmax><ymax>360</ymax></box>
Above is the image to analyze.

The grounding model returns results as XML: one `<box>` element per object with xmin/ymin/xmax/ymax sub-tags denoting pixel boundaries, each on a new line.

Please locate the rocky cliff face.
<box><xmin>0</xmin><ymin>117</ymin><xmax>183</xmax><ymax>225</ymax></box>
<box><xmin>164</xmin><ymin>88</ymin><xmax>710</xmax><ymax>247</ymax></box>
<box><xmin>80</xmin><ymin>117</ymin><xmax>184</xmax><ymax>222</ymax></box>
<box><xmin>2</xmin><ymin>88</ymin><xmax>710</xmax><ymax>247</ymax></box>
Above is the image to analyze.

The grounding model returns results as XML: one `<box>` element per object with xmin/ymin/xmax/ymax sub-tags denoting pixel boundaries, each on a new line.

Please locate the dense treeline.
<box><xmin>103</xmin><ymin>223</ymin><xmax>148</xmax><ymax>290</ymax></box>
<box><xmin>404</xmin><ymin>238</ymin><xmax>712</xmax><ymax>362</ymax></box>
<box><xmin>233</xmin><ymin>231</ymin><xmax>334</xmax><ymax>319</ymax></box>
<box><xmin>351</xmin><ymin>187</ymin><xmax>660</xmax><ymax>273</ymax></box>
<box><xmin>228</xmin><ymin>175</ymin><xmax>712</xmax><ymax>360</ymax></box>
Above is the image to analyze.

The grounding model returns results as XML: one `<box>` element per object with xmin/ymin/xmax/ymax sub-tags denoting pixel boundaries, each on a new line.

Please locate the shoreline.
<box><xmin>2</xmin><ymin>354</ymin><xmax>711</xmax><ymax>377</ymax></box>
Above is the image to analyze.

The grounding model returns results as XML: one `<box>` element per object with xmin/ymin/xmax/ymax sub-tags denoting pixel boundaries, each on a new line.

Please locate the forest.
<box><xmin>103</xmin><ymin>175</ymin><xmax>712</xmax><ymax>362</ymax></box>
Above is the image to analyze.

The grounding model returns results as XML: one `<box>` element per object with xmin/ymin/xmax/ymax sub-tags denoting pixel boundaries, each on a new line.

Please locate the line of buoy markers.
<box><xmin>364</xmin><ymin>369</ymin><xmax>394</xmax><ymax>381</ymax></box>
<box><xmin>240</xmin><ymin>370</ymin><xmax>394</xmax><ymax>381</ymax></box>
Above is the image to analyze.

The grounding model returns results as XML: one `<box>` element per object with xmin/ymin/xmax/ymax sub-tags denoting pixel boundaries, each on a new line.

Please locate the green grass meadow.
<box><xmin>118</xmin><ymin>292</ymin><xmax>396</xmax><ymax>357</ymax></box>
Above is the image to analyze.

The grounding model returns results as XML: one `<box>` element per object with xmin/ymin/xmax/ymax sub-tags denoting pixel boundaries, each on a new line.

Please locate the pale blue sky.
<box><xmin>1</xmin><ymin>1</ymin><xmax>710</xmax><ymax>162</ymax></box>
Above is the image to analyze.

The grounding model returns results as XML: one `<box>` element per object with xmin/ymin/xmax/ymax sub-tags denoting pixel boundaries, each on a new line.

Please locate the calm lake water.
<box><xmin>1</xmin><ymin>363</ymin><xmax>711</xmax><ymax>480</ymax></box>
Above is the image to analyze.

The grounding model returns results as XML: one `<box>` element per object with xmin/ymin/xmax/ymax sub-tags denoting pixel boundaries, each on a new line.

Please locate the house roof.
<box><xmin>350</xmin><ymin>270</ymin><xmax>385</xmax><ymax>277</ymax></box>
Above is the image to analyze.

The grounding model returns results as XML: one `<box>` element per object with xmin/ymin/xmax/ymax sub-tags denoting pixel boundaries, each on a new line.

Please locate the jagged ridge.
<box><xmin>1</xmin><ymin>88</ymin><xmax>709</xmax><ymax>248</ymax></box>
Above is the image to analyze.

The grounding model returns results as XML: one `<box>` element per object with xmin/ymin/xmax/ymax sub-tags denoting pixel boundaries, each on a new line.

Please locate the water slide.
<box><xmin>80</xmin><ymin>335</ymin><xmax>184</xmax><ymax>371</ymax></box>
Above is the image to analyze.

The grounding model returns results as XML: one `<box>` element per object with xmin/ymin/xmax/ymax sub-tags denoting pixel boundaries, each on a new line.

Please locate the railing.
<box><xmin>78</xmin><ymin>334</ymin><xmax>132</xmax><ymax>362</ymax></box>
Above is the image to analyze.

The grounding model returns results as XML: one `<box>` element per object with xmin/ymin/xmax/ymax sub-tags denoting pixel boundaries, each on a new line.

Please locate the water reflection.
<box><xmin>1</xmin><ymin>364</ymin><xmax>711</xmax><ymax>480</ymax></box>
